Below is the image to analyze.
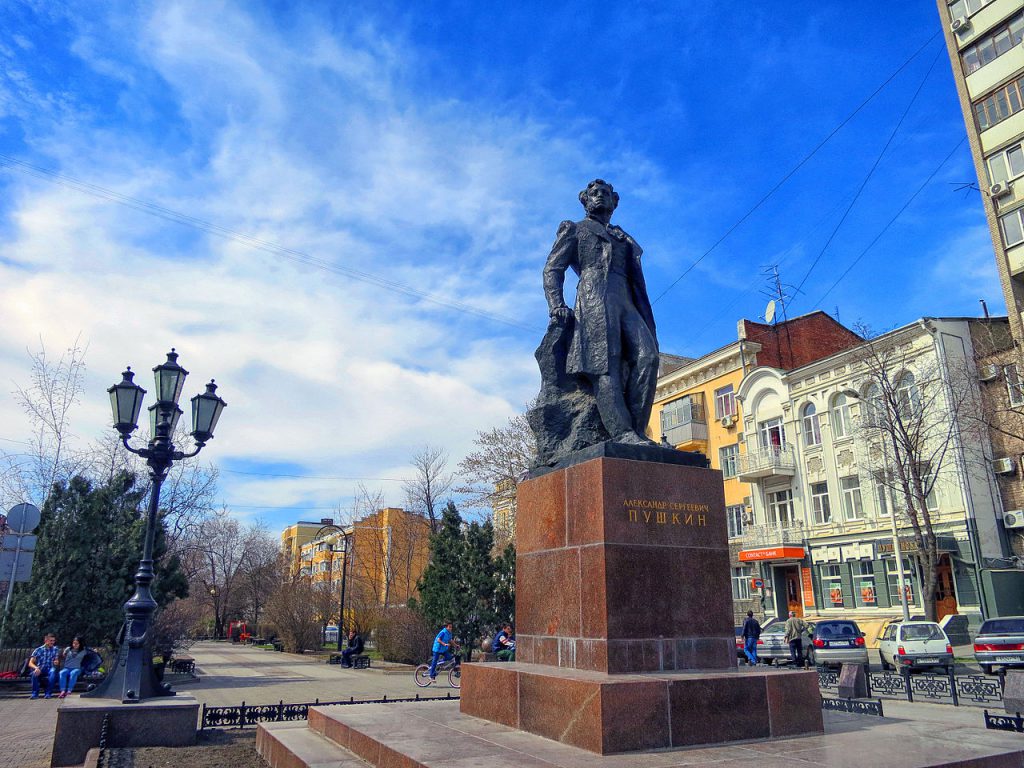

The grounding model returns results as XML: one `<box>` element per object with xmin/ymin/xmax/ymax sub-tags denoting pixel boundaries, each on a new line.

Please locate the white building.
<box><xmin>735</xmin><ymin>318</ymin><xmax>1007</xmax><ymax>633</ymax></box>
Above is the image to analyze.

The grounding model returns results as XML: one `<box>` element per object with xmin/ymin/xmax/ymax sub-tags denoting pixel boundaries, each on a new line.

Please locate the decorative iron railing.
<box><xmin>200</xmin><ymin>692</ymin><xmax>458</xmax><ymax>729</ymax></box>
<box><xmin>816</xmin><ymin>666</ymin><xmax>1006</xmax><ymax>708</ymax></box>
<box><xmin>984</xmin><ymin>710</ymin><xmax>1024</xmax><ymax>733</ymax></box>
<box><xmin>821</xmin><ymin>696</ymin><xmax>884</xmax><ymax>717</ymax></box>
<box><xmin>737</xmin><ymin>445</ymin><xmax>796</xmax><ymax>477</ymax></box>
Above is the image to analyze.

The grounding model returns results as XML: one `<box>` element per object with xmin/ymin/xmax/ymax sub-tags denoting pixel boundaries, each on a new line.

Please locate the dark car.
<box><xmin>974</xmin><ymin>616</ymin><xmax>1024</xmax><ymax>675</ymax></box>
<box><xmin>808</xmin><ymin>619</ymin><xmax>868</xmax><ymax>668</ymax></box>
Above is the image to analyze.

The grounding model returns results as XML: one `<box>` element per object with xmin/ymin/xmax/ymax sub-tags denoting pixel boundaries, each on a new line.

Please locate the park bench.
<box><xmin>327</xmin><ymin>653</ymin><xmax>370</xmax><ymax>668</ymax></box>
<box><xmin>170</xmin><ymin>656</ymin><xmax>195</xmax><ymax>674</ymax></box>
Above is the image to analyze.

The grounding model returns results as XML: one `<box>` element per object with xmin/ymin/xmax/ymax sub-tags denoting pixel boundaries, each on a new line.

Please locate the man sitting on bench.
<box><xmin>340</xmin><ymin>629</ymin><xmax>364</xmax><ymax>668</ymax></box>
<box><xmin>491</xmin><ymin>623</ymin><xmax>516</xmax><ymax>662</ymax></box>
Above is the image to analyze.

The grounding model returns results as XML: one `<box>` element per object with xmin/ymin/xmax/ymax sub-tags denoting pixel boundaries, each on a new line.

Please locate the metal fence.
<box><xmin>200</xmin><ymin>692</ymin><xmax>459</xmax><ymax>729</ymax></box>
<box><xmin>984</xmin><ymin>710</ymin><xmax>1024</xmax><ymax>733</ymax></box>
<box><xmin>821</xmin><ymin>696</ymin><xmax>884</xmax><ymax>716</ymax></box>
<box><xmin>816</xmin><ymin>666</ymin><xmax>1005</xmax><ymax>708</ymax></box>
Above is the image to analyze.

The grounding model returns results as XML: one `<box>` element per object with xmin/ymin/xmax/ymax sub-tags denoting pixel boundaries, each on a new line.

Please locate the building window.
<box><xmin>821</xmin><ymin>564</ymin><xmax>844</xmax><ymax>608</ymax></box>
<box><xmin>660</xmin><ymin>395</ymin><xmax>703</xmax><ymax>431</ymax></box>
<box><xmin>831</xmin><ymin>393</ymin><xmax>852</xmax><ymax>438</ymax></box>
<box><xmin>758</xmin><ymin>417</ymin><xmax>786</xmax><ymax>450</ymax></box>
<box><xmin>974</xmin><ymin>74</ymin><xmax>1024</xmax><ymax>132</ymax></box>
<box><xmin>1007</xmin><ymin>364</ymin><xmax>1024</xmax><ymax>407</ymax></box>
<box><xmin>714</xmin><ymin>384</ymin><xmax>736</xmax><ymax>419</ymax></box>
<box><xmin>727</xmin><ymin>504</ymin><xmax>745</xmax><ymax>539</ymax></box>
<box><xmin>988</xmin><ymin>141</ymin><xmax>1024</xmax><ymax>186</ymax></box>
<box><xmin>854</xmin><ymin>561</ymin><xmax>877</xmax><ymax>608</ymax></box>
<box><xmin>1002</xmin><ymin>208</ymin><xmax>1024</xmax><ymax>248</ymax></box>
<box><xmin>719</xmin><ymin>444</ymin><xmax>740</xmax><ymax>478</ymax></box>
<box><xmin>861</xmin><ymin>382</ymin><xmax>883</xmax><ymax>426</ymax></box>
<box><xmin>766</xmin><ymin>488</ymin><xmax>794</xmax><ymax>525</ymax></box>
<box><xmin>802</xmin><ymin>403</ymin><xmax>822</xmax><ymax>446</ymax></box>
<box><xmin>962</xmin><ymin>13</ymin><xmax>1024</xmax><ymax>75</ymax></box>
<box><xmin>948</xmin><ymin>0</ymin><xmax>994</xmax><ymax>20</ymax></box>
<box><xmin>919</xmin><ymin>462</ymin><xmax>940</xmax><ymax>511</ymax></box>
<box><xmin>875</xmin><ymin>479</ymin><xmax>891</xmax><ymax>518</ymax></box>
<box><xmin>810</xmin><ymin>482</ymin><xmax>832</xmax><ymax>525</ymax></box>
<box><xmin>896</xmin><ymin>372</ymin><xmax>920</xmax><ymax>417</ymax></box>
<box><xmin>840</xmin><ymin>476</ymin><xmax>865</xmax><ymax>520</ymax></box>
<box><xmin>732</xmin><ymin>565</ymin><xmax>753</xmax><ymax>600</ymax></box>
<box><xmin>886</xmin><ymin>559</ymin><xmax>915</xmax><ymax>607</ymax></box>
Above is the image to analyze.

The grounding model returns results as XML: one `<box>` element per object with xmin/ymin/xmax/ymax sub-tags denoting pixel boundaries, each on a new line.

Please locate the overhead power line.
<box><xmin>791</xmin><ymin>46</ymin><xmax>944</xmax><ymax>301</ymax></box>
<box><xmin>223</xmin><ymin>468</ymin><xmax>405</xmax><ymax>482</ymax></box>
<box><xmin>0</xmin><ymin>153</ymin><xmax>536</xmax><ymax>333</ymax></box>
<box><xmin>652</xmin><ymin>32</ymin><xmax>940</xmax><ymax>304</ymax></box>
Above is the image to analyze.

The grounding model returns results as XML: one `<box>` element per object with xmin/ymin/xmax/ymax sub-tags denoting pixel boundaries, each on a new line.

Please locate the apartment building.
<box><xmin>938</xmin><ymin>0</ymin><xmax>1024</xmax><ymax>347</ymax></box>
<box><xmin>281</xmin><ymin>520</ymin><xmax>329</xmax><ymax>575</ymax></box>
<box><xmin>735</xmin><ymin>318</ymin><xmax>1009</xmax><ymax>633</ymax></box>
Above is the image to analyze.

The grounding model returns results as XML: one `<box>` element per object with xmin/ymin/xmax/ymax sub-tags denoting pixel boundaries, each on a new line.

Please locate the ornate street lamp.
<box><xmin>86</xmin><ymin>349</ymin><xmax>226</xmax><ymax>703</ymax></box>
<box><xmin>314</xmin><ymin>522</ymin><xmax>351</xmax><ymax>652</ymax></box>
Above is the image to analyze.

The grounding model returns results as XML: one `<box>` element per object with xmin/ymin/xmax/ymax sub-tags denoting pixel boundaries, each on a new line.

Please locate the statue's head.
<box><xmin>579</xmin><ymin>179</ymin><xmax>618</xmax><ymax>217</ymax></box>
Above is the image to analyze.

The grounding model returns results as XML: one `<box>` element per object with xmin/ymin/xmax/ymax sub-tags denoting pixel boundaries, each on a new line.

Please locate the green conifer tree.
<box><xmin>3</xmin><ymin>472</ymin><xmax>187</xmax><ymax>647</ymax></box>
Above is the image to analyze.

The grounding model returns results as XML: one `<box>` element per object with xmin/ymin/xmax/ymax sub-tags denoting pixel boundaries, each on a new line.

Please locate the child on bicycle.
<box><xmin>427</xmin><ymin>621</ymin><xmax>454</xmax><ymax>683</ymax></box>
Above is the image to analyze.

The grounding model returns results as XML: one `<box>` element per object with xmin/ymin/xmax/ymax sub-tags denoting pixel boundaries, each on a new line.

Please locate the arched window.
<box><xmin>802</xmin><ymin>402</ymin><xmax>821</xmax><ymax>446</ymax></box>
<box><xmin>896</xmin><ymin>372</ymin><xmax>921</xmax><ymax>417</ymax></box>
<box><xmin>831</xmin><ymin>393</ymin><xmax>852</xmax><ymax>438</ymax></box>
<box><xmin>862</xmin><ymin>383</ymin><xmax>882</xmax><ymax>426</ymax></box>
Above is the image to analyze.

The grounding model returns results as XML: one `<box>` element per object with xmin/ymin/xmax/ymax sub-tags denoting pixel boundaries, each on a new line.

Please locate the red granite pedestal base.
<box><xmin>459</xmin><ymin>451</ymin><xmax>825</xmax><ymax>754</ymax></box>
<box><xmin>460</xmin><ymin>662</ymin><xmax>823</xmax><ymax>754</ymax></box>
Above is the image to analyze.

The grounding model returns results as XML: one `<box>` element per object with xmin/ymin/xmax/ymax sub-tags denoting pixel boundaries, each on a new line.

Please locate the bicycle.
<box><xmin>413</xmin><ymin>641</ymin><xmax>461</xmax><ymax>689</ymax></box>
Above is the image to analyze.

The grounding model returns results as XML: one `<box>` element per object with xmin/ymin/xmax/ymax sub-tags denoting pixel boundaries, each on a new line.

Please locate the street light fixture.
<box><xmin>86</xmin><ymin>349</ymin><xmax>226</xmax><ymax>704</ymax></box>
<box><xmin>314</xmin><ymin>523</ymin><xmax>351</xmax><ymax>652</ymax></box>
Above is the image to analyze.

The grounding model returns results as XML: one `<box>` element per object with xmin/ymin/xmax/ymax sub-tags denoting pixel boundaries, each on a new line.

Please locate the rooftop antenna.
<box><xmin>760</xmin><ymin>264</ymin><xmax>801</xmax><ymax>368</ymax></box>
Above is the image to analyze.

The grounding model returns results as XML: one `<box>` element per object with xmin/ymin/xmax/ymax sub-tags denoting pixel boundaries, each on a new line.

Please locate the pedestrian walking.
<box><xmin>28</xmin><ymin>632</ymin><xmax>60</xmax><ymax>699</ymax></box>
<box><xmin>783</xmin><ymin>610</ymin><xmax>810</xmax><ymax>668</ymax></box>
<box><xmin>741</xmin><ymin>611</ymin><xmax>761</xmax><ymax>666</ymax></box>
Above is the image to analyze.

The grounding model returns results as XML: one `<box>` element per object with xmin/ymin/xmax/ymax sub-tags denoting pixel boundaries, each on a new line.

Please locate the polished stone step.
<box><xmin>255</xmin><ymin>720</ymin><xmax>367</xmax><ymax>768</ymax></box>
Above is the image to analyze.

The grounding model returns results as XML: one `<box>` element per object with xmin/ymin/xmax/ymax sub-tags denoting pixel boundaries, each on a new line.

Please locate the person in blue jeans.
<box><xmin>427</xmin><ymin>621</ymin><xmax>454</xmax><ymax>682</ymax></box>
<box><xmin>29</xmin><ymin>632</ymin><xmax>60</xmax><ymax>699</ymax></box>
<box><xmin>741</xmin><ymin>611</ymin><xmax>762</xmax><ymax>666</ymax></box>
<box><xmin>57</xmin><ymin>636</ymin><xmax>88</xmax><ymax>698</ymax></box>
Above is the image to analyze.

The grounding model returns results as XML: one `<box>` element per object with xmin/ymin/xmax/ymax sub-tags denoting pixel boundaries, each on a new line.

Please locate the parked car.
<box><xmin>756</xmin><ymin>621</ymin><xmax>813</xmax><ymax>665</ymax></box>
<box><xmin>973</xmin><ymin>616</ymin><xmax>1024</xmax><ymax>675</ymax></box>
<box><xmin>808</xmin><ymin>619</ymin><xmax>869</xmax><ymax>668</ymax></box>
<box><xmin>735</xmin><ymin>617</ymin><xmax>783</xmax><ymax>660</ymax></box>
<box><xmin>878</xmin><ymin>621</ymin><xmax>953</xmax><ymax>673</ymax></box>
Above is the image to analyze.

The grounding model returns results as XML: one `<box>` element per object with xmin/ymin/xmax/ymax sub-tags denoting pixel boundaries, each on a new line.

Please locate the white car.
<box><xmin>878</xmin><ymin>621</ymin><xmax>953</xmax><ymax>673</ymax></box>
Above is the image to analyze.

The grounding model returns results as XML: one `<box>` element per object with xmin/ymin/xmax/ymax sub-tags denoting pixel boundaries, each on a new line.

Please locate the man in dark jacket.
<box><xmin>340</xmin><ymin>629</ymin><xmax>364</xmax><ymax>668</ymax></box>
<box><xmin>741</xmin><ymin>611</ymin><xmax>762</xmax><ymax>666</ymax></box>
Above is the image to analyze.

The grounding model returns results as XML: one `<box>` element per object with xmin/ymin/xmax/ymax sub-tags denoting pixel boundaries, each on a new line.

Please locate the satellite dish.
<box><xmin>765</xmin><ymin>300</ymin><xmax>776</xmax><ymax>324</ymax></box>
<box><xmin>6</xmin><ymin>503</ymin><xmax>40</xmax><ymax>534</ymax></box>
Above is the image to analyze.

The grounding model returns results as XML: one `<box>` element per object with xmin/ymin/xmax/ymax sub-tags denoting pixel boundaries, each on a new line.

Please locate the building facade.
<box><xmin>736</xmin><ymin>318</ymin><xmax>1008</xmax><ymax>635</ymax></box>
<box><xmin>651</xmin><ymin>311</ymin><xmax>862</xmax><ymax>623</ymax></box>
<box><xmin>938</xmin><ymin>0</ymin><xmax>1024</xmax><ymax>348</ymax></box>
<box><xmin>281</xmin><ymin>520</ymin><xmax>329</xmax><ymax>575</ymax></box>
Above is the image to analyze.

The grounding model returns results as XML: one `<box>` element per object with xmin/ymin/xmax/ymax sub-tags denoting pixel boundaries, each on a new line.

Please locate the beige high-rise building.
<box><xmin>937</xmin><ymin>0</ymin><xmax>1024</xmax><ymax>346</ymax></box>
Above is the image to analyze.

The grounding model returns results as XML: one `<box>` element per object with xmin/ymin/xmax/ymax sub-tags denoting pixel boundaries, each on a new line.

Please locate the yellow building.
<box><xmin>293</xmin><ymin>507</ymin><xmax>431</xmax><ymax>628</ymax></box>
<box><xmin>281</xmin><ymin>520</ymin><xmax>330</xmax><ymax>575</ymax></box>
<box><xmin>650</xmin><ymin>343</ymin><xmax>758</xmax><ymax>623</ymax></box>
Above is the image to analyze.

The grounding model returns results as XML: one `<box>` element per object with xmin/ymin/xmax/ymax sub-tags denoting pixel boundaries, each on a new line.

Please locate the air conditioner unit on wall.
<box><xmin>721</xmin><ymin>414</ymin><xmax>735</xmax><ymax>428</ymax></box>
<box><xmin>979</xmin><ymin>364</ymin><xmax>1000</xmax><ymax>382</ymax></box>
<box><xmin>951</xmin><ymin>16</ymin><xmax>969</xmax><ymax>33</ymax></box>
<box><xmin>1004</xmin><ymin>510</ymin><xmax>1024</xmax><ymax>529</ymax></box>
<box><xmin>742</xmin><ymin>511</ymin><xmax>754</xmax><ymax>525</ymax></box>
<box><xmin>990</xmin><ymin>182</ymin><xmax>1012</xmax><ymax>199</ymax></box>
<box><xmin>992</xmin><ymin>457</ymin><xmax>1016</xmax><ymax>475</ymax></box>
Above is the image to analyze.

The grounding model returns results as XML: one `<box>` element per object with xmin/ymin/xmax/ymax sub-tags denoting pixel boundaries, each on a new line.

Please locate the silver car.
<box><xmin>974</xmin><ymin>616</ymin><xmax>1024</xmax><ymax>675</ymax></box>
<box><xmin>756</xmin><ymin>621</ymin><xmax>813</xmax><ymax>665</ymax></box>
<box><xmin>808</xmin><ymin>619</ymin><xmax>869</xmax><ymax>668</ymax></box>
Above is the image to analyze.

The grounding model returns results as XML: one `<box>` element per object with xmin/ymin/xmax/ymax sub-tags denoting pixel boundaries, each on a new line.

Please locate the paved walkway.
<box><xmin>0</xmin><ymin>642</ymin><xmax>1002</xmax><ymax>768</ymax></box>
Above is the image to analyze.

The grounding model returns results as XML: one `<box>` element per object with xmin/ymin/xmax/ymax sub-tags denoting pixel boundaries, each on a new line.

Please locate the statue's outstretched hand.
<box><xmin>550</xmin><ymin>306</ymin><xmax>574</xmax><ymax>323</ymax></box>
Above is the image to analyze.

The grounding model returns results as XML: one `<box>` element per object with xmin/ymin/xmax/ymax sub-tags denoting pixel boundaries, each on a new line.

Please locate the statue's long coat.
<box><xmin>542</xmin><ymin>217</ymin><xmax>657</xmax><ymax>376</ymax></box>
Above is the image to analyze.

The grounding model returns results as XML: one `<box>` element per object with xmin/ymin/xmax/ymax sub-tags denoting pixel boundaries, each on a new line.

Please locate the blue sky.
<box><xmin>0</xmin><ymin>1</ymin><xmax>1001</xmax><ymax>531</ymax></box>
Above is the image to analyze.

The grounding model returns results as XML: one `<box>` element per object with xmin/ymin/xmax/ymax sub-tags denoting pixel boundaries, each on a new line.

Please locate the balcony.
<box><xmin>740</xmin><ymin>521</ymin><xmax>806</xmax><ymax>550</ymax></box>
<box><xmin>737</xmin><ymin>445</ymin><xmax>796</xmax><ymax>481</ymax></box>
<box><xmin>661</xmin><ymin>400</ymin><xmax>708</xmax><ymax>448</ymax></box>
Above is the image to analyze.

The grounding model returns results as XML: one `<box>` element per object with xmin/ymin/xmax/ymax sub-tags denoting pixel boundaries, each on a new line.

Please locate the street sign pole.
<box><xmin>0</xmin><ymin>503</ymin><xmax>41</xmax><ymax>652</ymax></box>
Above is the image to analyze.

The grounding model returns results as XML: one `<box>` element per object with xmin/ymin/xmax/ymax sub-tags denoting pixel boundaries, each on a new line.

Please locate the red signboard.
<box><xmin>738</xmin><ymin>546</ymin><xmax>805</xmax><ymax>562</ymax></box>
<box><xmin>801</xmin><ymin>567</ymin><xmax>815</xmax><ymax>607</ymax></box>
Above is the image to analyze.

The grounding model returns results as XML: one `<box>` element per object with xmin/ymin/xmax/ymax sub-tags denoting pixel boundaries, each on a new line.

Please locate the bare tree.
<box><xmin>235</xmin><ymin>524</ymin><xmax>282</xmax><ymax>635</ymax></box>
<box><xmin>403</xmin><ymin>445</ymin><xmax>453</xmax><ymax>533</ymax></box>
<box><xmin>0</xmin><ymin>339</ymin><xmax>89</xmax><ymax>510</ymax></box>
<box><xmin>187</xmin><ymin>509</ymin><xmax>250</xmax><ymax>638</ymax></box>
<box><xmin>265</xmin><ymin>575</ymin><xmax>323</xmax><ymax>653</ymax></box>
<box><xmin>456</xmin><ymin>411</ymin><xmax>536</xmax><ymax>535</ymax></box>
<box><xmin>853</xmin><ymin>323</ymin><xmax>973</xmax><ymax>621</ymax></box>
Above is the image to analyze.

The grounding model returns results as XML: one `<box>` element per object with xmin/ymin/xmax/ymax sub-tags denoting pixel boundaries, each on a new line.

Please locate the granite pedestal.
<box><xmin>460</xmin><ymin>450</ymin><xmax>824</xmax><ymax>753</ymax></box>
<box><xmin>51</xmin><ymin>694</ymin><xmax>199</xmax><ymax>767</ymax></box>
